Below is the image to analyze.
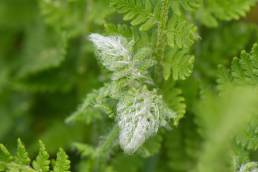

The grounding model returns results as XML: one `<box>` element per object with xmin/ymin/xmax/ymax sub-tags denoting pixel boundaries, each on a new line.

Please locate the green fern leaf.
<box><xmin>236</xmin><ymin>121</ymin><xmax>258</xmax><ymax>151</ymax></box>
<box><xmin>110</xmin><ymin>0</ymin><xmax>158</xmax><ymax>31</ymax></box>
<box><xmin>167</xmin><ymin>15</ymin><xmax>199</xmax><ymax>49</ymax></box>
<box><xmin>39</xmin><ymin>0</ymin><xmax>86</xmax><ymax>37</ymax></box>
<box><xmin>65</xmin><ymin>83</ymin><xmax>114</xmax><ymax>124</ymax></box>
<box><xmin>0</xmin><ymin>144</ymin><xmax>13</xmax><ymax>171</ymax></box>
<box><xmin>218</xmin><ymin>43</ymin><xmax>258</xmax><ymax>87</ymax></box>
<box><xmin>18</xmin><ymin>24</ymin><xmax>67</xmax><ymax>78</ymax></box>
<box><xmin>161</xmin><ymin>83</ymin><xmax>186</xmax><ymax>126</ymax></box>
<box><xmin>53</xmin><ymin>148</ymin><xmax>70</xmax><ymax>172</ymax></box>
<box><xmin>198</xmin><ymin>0</ymin><xmax>257</xmax><ymax>27</ymax></box>
<box><xmin>0</xmin><ymin>144</ymin><xmax>12</xmax><ymax>162</ymax></box>
<box><xmin>15</xmin><ymin>139</ymin><xmax>30</xmax><ymax>165</ymax></box>
<box><xmin>163</xmin><ymin>49</ymin><xmax>195</xmax><ymax>80</ymax></box>
<box><xmin>105</xmin><ymin>24</ymin><xmax>133</xmax><ymax>38</ymax></box>
<box><xmin>170</xmin><ymin>0</ymin><xmax>202</xmax><ymax>14</ymax></box>
<box><xmin>32</xmin><ymin>141</ymin><xmax>50</xmax><ymax>172</ymax></box>
<box><xmin>0</xmin><ymin>139</ymin><xmax>70</xmax><ymax>172</ymax></box>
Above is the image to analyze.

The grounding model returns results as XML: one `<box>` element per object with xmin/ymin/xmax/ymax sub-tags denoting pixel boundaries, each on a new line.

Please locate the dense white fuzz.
<box><xmin>89</xmin><ymin>33</ymin><xmax>132</xmax><ymax>71</ymax></box>
<box><xmin>117</xmin><ymin>88</ymin><xmax>175</xmax><ymax>153</ymax></box>
<box><xmin>239</xmin><ymin>162</ymin><xmax>258</xmax><ymax>172</ymax></box>
<box><xmin>89</xmin><ymin>33</ymin><xmax>155</xmax><ymax>81</ymax></box>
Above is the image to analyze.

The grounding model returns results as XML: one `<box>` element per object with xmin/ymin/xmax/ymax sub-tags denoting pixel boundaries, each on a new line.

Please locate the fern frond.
<box><xmin>32</xmin><ymin>141</ymin><xmax>50</xmax><ymax>172</ymax></box>
<box><xmin>15</xmin><ymin>139</ymin><xmax>30</xmax><ymax>165</ymax></box>
<box><xmin>72</xmin><ymin>126</ymin><xmax>119</xmax><ymax>163</ymax></box>
<box><xmin>39</xmin><ymin>0</ymin><xmax>86</xmax><ymax>37</ymax></box>
<box><xmin>179</xmin><ymin>0</ymin><xmax>202</xmax><ymax>11</ymax></box>
<box><xmin>0</xmin><ymin>139</ymin><xmax>70</xmax><ymax>172</ymax></box>
<box><xmin>105</xmin><ymin>24</ymin><xmax>133</xmax><ymax>38</ymax></box>
<box><xmin>218</xmin><ymin>43</ymin><xmax>258</xmax><ymax>88</ymax></box>
<box><xmin>239</xmin><ymin>162</ymin><xmax>258</xmax><ymax>172</ymax></box>
<box><xmin>89</xmin><ymin>33</ymin><xmax>154</xmax><ymax>81</ymax></box>
<box><xmin>161</xmin><ymin>85</ymin><xmax>186</xmax><ymax>126</ymax></box>
<box><xmin>117</xmin><ymin>87</ymin><xmax>175</xmax><ymax>153</ymax></box>
<box><xmin>163</xmin><ymin>49</ymin><xmax>195</xmax><ymax>80</ymax></box>
<box><xmin>198</xmin><ymin>0</ymin><xmax>257</xmax><ymax>27</ymax></box>
<box><xmin>235</xmin><ymin>121</ymin><xmax>258</xmax><ymax>151</ymax></box>
<box><xmin>18</xmin><ymin>24</ymin><xmax>67</xmax><ymax>78</ymax></box>
<box><xmin>110</xmin><ymin>0</ymin><xmax>158</xmax><ymax>31</ymax></box>
<box><xmin>65</xmin><ymin>83</ymin><xmax>115</xmax><ymax>124</ymax></box>
<box><xmin>53</xmin><ymin>148</ymin><xmax>70</xmax><ymax>172</ymax></box>
<box><xmin>89</xmin><ymin>33</ymin><xmax>133</xmax><ymax>72</ymax></box>
<box><xmin>167</xmin><ymin>15</ymin><xmax>199</xmax><ymax>49</ymax></box>
<box><xmin>170</xmin><ymin>0</ymin><xmax>203</xmax><ymax>14</ymax></box>
<box><xmin>69</xmin><ymin>33</ymin><xmax>180</xmax><ymax>154</ymax></box>
<box><xmin>0</xmin><ymin>144</ymin><xmax>14</xmax><ymax>162</ymax></box>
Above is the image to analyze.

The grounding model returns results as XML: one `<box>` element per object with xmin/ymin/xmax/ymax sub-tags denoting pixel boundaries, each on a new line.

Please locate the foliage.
<box><xmin>0</xmin><ymin>0</ymin><xmax>258</xmax><ymax>171</ymax></box>
<box><xmin>0</xmin><ymin>139</ymin><xmax>70</xmax><ymax>172</ymax></box>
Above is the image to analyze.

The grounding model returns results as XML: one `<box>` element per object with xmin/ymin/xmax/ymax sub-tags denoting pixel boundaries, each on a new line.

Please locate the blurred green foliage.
<box><xmin>0</xmin><ymin>0</ymin><xmax>258</xmax><ymax>171</ymax></box>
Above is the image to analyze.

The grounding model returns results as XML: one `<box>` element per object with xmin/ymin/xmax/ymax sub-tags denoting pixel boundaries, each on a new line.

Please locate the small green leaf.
<box><xmin>32</xmin><ymin>141</ymin><xmax>50</xmax><ymax>172</ymax></box>
<box><xmin>15</xmin><ymin>139</ymin><xmax>30</xmax><ymax>165</ymax></box>
<box><xmin>163</xmin><ymin>49</ymin><xmax>195</xmax><ymax>80</ymax></box>
<box><xmin>53</xmin><ymin>148</ymin><xmax>70</xmax><ymax>172</ymax></box>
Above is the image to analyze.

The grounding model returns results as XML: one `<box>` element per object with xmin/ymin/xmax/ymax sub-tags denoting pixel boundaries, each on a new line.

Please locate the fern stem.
<box><xmin>155</xmin><ymin>0</ymin><xmax>169</xmax><ymax>61</ymax></box>
<box><xmin>95</xmin><ymin>125</ymin><xmax>119</xmax><ymax>158</ymax></box>
<box><xmin>92</xmin><ymin>125</ymin><xmax>119</xmax><ymax>171</ymax></box>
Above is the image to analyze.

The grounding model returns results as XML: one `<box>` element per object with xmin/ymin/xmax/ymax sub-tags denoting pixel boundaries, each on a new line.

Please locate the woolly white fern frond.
<box><xmin>89</xmin><ymin>33</ymin><xmax>133</xmax><ymax>72</ymax></box>
<box><xmin>89</xmin><ymin>33</ymin><xmax>155</xmax><ymax>82</ymax></box>
<box><xmin>69</xmin><ymin>33</ymin><xmax>177</xmax><ymax>154</ymax></box>
<box><xmin>117</xmin><ymin>87</ymin><xmax>175</xmax><ymax>153</ymax></box>
<box><xmin>239</xmin><ymin>162</ymin><xmax>258</xmax><ymax>172</ymax></box>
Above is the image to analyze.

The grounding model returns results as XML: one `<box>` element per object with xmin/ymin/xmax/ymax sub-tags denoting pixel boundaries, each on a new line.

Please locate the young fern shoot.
<box><xmin>68</xmin><ymin>33</ymin><xmax>177</xmax><ymax>154</ymax></box>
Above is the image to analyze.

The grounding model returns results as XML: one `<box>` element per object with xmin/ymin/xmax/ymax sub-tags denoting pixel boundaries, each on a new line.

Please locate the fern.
<box><xmin>163</xmin><ymin>49</ymin><xmax>195</xmax><ymax>80</ymax></box>
<box><xmin>161</xmin><ymin>85</ymin><xmax>186</xmax><ymax>126</ymax></box>
<box><xmin>167</xmin><ymin>15</ymin><xmax>199</xmax><ymax>49</ymax></box>
<box><xmin>217</xmin><ymin>43</ymin><xmax>258</xmax><ymax>171</ymax></box>
<box><xmin>235</xmin><ymin>121</ymin><xmax>258</xmax><ymax>151</ymax></box>
<box><xmin>239</xmin><ymin>162</ymin><xmax>258</xmax><ymax>172</ymax></box>
<box><xmin>32</xmin><ymin>141</ymin><xmax>50</xmax><ymax>172</ymax></box>
<box><xmin>1</xmin><ymin>0</ymin><xmax>258</xmax><ymax>171</ymax></box>
<box><xmin>170</xmin><ymin>0</ymin><xmax>203</xmax><ymax>15</ymax></box>
<box><xmin>15</xmin><ymin>139</ymin><xmax>30</xmax><ymax>165</ymax></box>
<box><xmin>117</xmin><ymin>87</ymin><xmax>174</xmax><ymax>153</ymax></box>
<box><xmin>39</xmin><ymin>0</ymin><xmax>86</xmax><ymax>37</ymax></box>
<box><xmin>198</xmin><ymin>0</ymin><xmax>258</xmax><ymax>27</ymax></box>
<box><xmin>110</xmin><ymin>0</ymin><xmax>159</xmax><ymax>31</ymax></box>
<box><xmin>67</xmin><ymin>33</ymin><xmax>178</xmax><ymax>154</ymax></box>
<box><xmin>53</xmin><ymin>149</ymin><xmax>70</xmax><ymax>172</ymax></box>
<box><xmin>0</xmin><ymin>139</ymin><xmax>70</xmax><ymax>172</ymax></box>
<box><xmin>17</xmin><ymin>23</ymin><xmax>67</xmax><ymax>79</ymax></box>
<box><xmin>218</xmin><ymin>43</ymin><xmax>258</xmax><ymax>89</ymax></box>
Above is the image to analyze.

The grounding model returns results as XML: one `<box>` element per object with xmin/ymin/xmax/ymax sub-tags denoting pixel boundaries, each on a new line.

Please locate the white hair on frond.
<box><xmin>239</xmin><ymin>162</ymin><xmax>258</xmax><ymax>172</ymax></box>
<box><xmin>89</xmin><ymin>33</ymin><xmax>132</xmax><ymax>71</ymax></box>
<box><xmin>116</xmin><ymin>88</ymin><xmax>175</xmax><ymax>154</ymax></box>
